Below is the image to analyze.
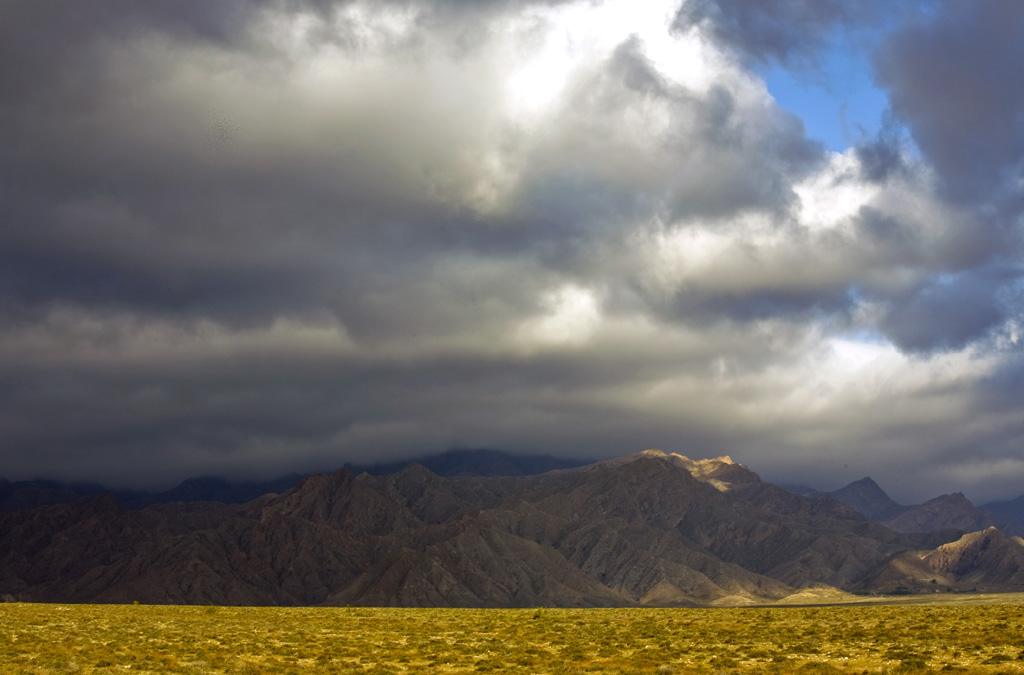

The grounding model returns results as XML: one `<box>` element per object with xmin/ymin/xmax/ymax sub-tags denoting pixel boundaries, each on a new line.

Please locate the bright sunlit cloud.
<box><xmin>504</xmin><ymin>0</ymin><xmax>716</xmax><ymax>116</ymax></box>
<box><xmin>828</xmin><ymin>337</ymin><xmax>896</xmax><ymax>374</ymax></box>
<box><xmin>518</xmin><ymin>285</ymin><xmax>602</xmax><ymax>347</ymax></box>
<box><xmin>794</xmin><ymin>151</ymin><xmax>878</xmax><ymax>229</ymax></box>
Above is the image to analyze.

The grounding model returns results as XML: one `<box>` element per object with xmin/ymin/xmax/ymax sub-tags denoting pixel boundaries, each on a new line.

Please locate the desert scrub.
<box><xmin>0</xmin><ymin>595</ymin><xmax>1022</xmax><ymax>674</ymax></box>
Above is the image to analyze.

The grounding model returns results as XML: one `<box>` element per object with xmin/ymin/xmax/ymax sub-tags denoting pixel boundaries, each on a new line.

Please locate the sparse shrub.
<box><xmin>709</xmin><ymin>655</ymin><xmax>739</xmax><ymax>668</ymax></box>
<box><xmin>4</xmin><ymin>599</ymin><xmax>1024</xmax><ymax>674</ymax></box>
<box><xmin>896</xmin><ymin>656</ymin><xmax>928</xmax><ymax>671</ymax></box>
<box><xmin>229</xmin><ymin>660</ymin><xmax>266</xmax><ymax>675</ymax></box>
<box><xmin>797</xmin><ymin>663</ymin><xmax>844</xmax><ymax>674</ymax></box>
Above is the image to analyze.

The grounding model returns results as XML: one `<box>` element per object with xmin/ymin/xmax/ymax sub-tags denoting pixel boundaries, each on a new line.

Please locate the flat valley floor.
<box><xmin>2</xmin><ymin>594</ymin><xmax>1023</xmax><ymax>674</ymax></box>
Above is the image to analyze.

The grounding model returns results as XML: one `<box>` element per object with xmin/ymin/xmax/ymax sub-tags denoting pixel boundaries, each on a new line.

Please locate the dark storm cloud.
<box><xmin>1</xmin><ymin>0</ymin><xmax>1022</xmax><ymax>501</ymax></box>
<box><xmin>0</xmin><ymin>0</ymin><xmax>819</xmax><ymax>336</ymax></box>
<box><xmin>863</xmin><ymin>0</ymin><xmax>1024</xmax><ymax>358</ymax></box>
<box><xmin>659</xmin><ymin>85</ymin><xmax>823</xmax><ymax>221</ymax></box>
<box><xmin>976</xmin><ymin>351</ymin><xmax>1024</xmax><ymax>407</ymax></box>
<box><xmin>673</xmin><ymin>0</ymin><xmax>896</xmax><ymax>67</ymax></box>
<box><xmin>874</xmin><ymin>1</ymin><xmax>1024</xmax><ymax>206</ymax></box>
<box><xmin>853</xmin><ymin>112</ymin><xmax>908</xmax><ymax>184</ymax></box>
<box><xmin>0</xmin><ymin>0</ymin><xmax>275</xmax><ymax>102</ymax></box>
<box><xmin>877</xmin><ymin>271</ymin><xmax>1006</xmax><ymax>354</ymax></box>
<box><xmin>0</xmin><ymin>330</ymin><xmax>762</xmax><ymax>486</ymax></box>
<box><xmin>670</xmin><ymin>284</ymin><xmax>852</xmax><ymax>325</ymax></box>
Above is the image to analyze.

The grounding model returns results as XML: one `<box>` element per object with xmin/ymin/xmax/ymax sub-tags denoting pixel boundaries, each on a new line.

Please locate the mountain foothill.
<box><xmin>2</xmin><ymin>449</ymin><xmax>1023</xmax><ymax>607</ymax></box>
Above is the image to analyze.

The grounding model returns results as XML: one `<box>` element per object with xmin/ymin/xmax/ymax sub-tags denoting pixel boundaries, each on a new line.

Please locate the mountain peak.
<box><xmin>640</xmin><ymin>449</ymin><xmax>735</xmax><ymax>465</ymax></box>
<box><xmin>830</xmin><ymin>476</ymin><xmax>904</xmax><ymax>522</ymax></box>
<box><xmin>928</xmin><ymin>492</ymin><xmax>974</xmax><ymax>507</ymax></box>
<box><xmin>631</xmin><ymin>450</ymin><xmax>755</xmax><ymax>492</ymax></box>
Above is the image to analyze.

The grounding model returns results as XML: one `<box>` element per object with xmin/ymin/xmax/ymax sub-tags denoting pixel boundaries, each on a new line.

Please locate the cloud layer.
<box><xmin>1</xmin><ymin>0</ymin><xmax>1022</xmax><ymax>503</ymax></box>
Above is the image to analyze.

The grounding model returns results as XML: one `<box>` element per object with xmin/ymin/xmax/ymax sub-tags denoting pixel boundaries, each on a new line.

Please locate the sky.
<box><xmin>1</xmin><ymin>0</ymin><xmax>1022</xmax><ymax>504</ymax></box>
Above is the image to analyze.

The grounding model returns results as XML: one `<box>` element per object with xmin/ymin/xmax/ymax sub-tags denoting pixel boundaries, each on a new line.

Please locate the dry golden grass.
<box><xmin>1</xmin><ymin>597</ymin><xmax>1023</xmax><ymax>674</ymax></box>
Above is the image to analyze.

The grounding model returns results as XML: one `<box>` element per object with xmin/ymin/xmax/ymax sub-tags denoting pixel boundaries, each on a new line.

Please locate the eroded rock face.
<box><xmin>0</xmin><ymin>451</ymin><xmax>997</xmax><ymax>607</ymax></box>
<box><xmin>862</xmin><ymin>527</ymin><xmax>1024</xmax><ymax>594</ymax></box>
<box><xmin>924</xmin><ymin>527</ymin><xmax>1024</xmax><ymax>584</ymax></box>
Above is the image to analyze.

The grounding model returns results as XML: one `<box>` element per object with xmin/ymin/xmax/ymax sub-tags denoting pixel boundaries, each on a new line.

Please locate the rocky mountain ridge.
<box><xmin>882</xmin><ymin>492</ymin><xmax>998</xmax><ymax>534</ymax></box>
<box><xmin>3</xmin><ymin>449</ymin><xmax>1016</xmax><ymax>607</ymax></box>
<box><xmin>818</xmin><ymin>476</ymin><xmax>1014</xmax><ymax>535</ymax></box>
<box><xmin>6</xmin><ymin>449</ymin><xmax>1022</xmax><ymax>534</ymax></box>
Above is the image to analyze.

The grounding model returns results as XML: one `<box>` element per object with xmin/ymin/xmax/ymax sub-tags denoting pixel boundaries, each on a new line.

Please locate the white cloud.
<box><xmin>794</xmin><ymin>151</ymin><xmax>878</xmax><ymax>229</ymax></box>
<box><xmin>517</xmin><ymin>284</ymin><xmax>602</xmax><ymax>347</ymax></box>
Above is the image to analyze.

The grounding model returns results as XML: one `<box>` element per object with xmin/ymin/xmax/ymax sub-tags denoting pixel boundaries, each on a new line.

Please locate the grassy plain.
<box><xmin>1</xmin><ymin>596</ymin><xmax>1023</xmax><ymax>674</ymax></box>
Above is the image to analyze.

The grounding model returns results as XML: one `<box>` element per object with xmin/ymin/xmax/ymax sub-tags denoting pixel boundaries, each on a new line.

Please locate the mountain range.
<box><xmin>791</xmin><ymin>476</ymin><xmax>1021</xmax><ymax>536</ymax></box>
<box><xmin>0</xmin><ymin>449</ymin><xmax>583</xmax><ymax>512</ymax></box>
<box><xmin>3</xmin><ymin>449</ymin><xmax>1024</xmax><ymax>607</ymax></box>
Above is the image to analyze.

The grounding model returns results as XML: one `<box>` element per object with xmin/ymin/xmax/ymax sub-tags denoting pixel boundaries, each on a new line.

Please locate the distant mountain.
<box><xmin>864</xmin><ymin>527</ymin><xmax>1024</xmax><ymax>594</ymax></box>
<box><xmin>981</xmin><ymin>495</ymin><xmax>1024</xmax><ymax>536</ymax></box>
<box><xmin>0</xmin><ymin>475</ymin><xmax>303</xmax><ymax>512</ymax></box>
<box><xmin>147</xmin><ymin>474</ymin><xmax>305</xmax><ymax>507</ymax></box>
<box><xmin>0</xmin><ymin>449</ymin><xmax>583</xmax><ymax>512</ymax></box>
<box><xmin>0</xmin><ymin>449</ymin><xmax>963</xmax><ymax>607</ymax></box>
<box><xmin>816</xmin><ymin>478</ymin><xmax>1022</xmax><ymax>537</ymax></box>
<box><xmin>344</xmin><ymin>448</ymin><xmax>591</xmax><ymax>477</ymax></box>
<box><xmin>0</xmin><ymin>479</ymin><xmax>146</xmax><ymax>512</ymax></box>
<box><xmin>830</xmin><ymin>477</ymin><xmax>907</xmax><ymax>522</ymax></box>
<box><xmin>883</xmin><ymin>492</ymin><xmax>997</xmax><ymax>534</ymax></box>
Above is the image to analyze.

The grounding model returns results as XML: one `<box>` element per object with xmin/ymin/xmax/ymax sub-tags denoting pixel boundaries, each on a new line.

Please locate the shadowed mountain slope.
<box><xmin>883</xmin><ymin>492</ymin><xmax>997</xmax><ymax>534</ymax></box>
<box><xmin>0</xmin><ymin>450</ymin><xmax>989</xmax><ymax>607</ymax></box>
<box><xmin>981</xmin><ymin>495</ymin><xmax>1024</xmax><ymax>536</ymax></box>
